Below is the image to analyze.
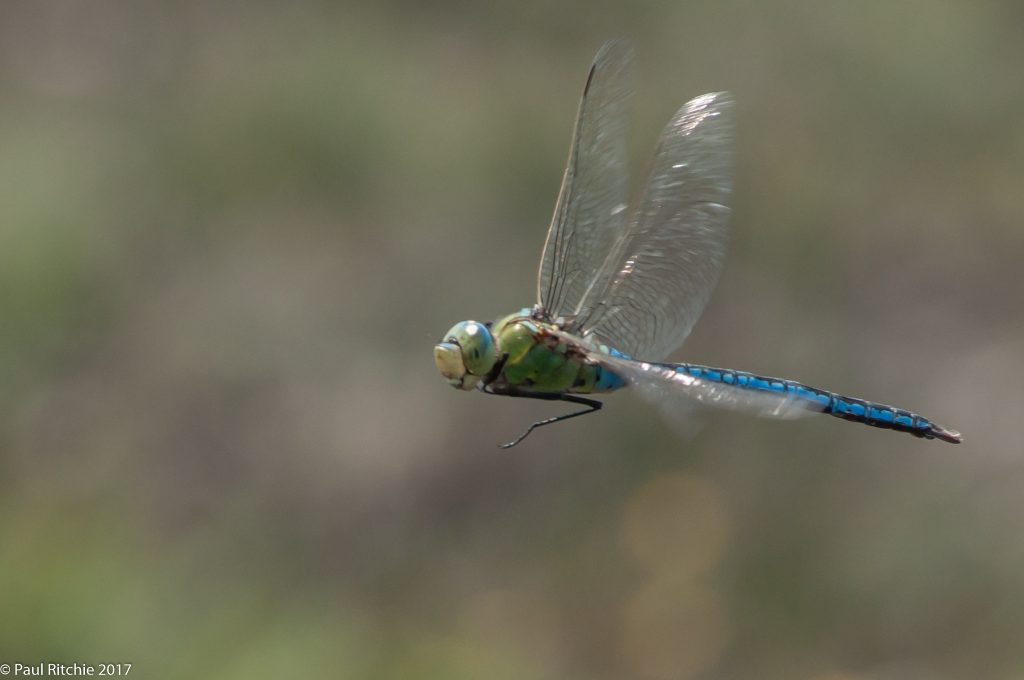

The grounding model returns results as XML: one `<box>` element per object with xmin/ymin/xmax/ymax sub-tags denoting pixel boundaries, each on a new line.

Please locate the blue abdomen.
<box><xmin>659</xmin><ymin>362</ymin><xmax>962</xmax><ymax>443</ymax></box>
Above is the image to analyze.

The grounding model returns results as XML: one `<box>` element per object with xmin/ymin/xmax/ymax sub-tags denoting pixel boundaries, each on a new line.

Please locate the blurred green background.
<box><xmin>1</xmin><ymin>1</ymin><xmax>1022</xmax><ymax>679</ymax></box>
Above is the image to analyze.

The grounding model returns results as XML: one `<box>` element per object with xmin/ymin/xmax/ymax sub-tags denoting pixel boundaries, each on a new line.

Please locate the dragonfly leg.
<box><xmin>482</xmin><ymin>387</ymin><xmax>603</xmax><ymax>448</ymax></box>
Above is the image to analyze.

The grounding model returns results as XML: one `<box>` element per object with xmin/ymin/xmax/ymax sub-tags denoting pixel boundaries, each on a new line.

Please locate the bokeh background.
<box><xmin>2</xmin><ymin>2</ymin><xmax>1022</xmax><ymax>678</ymax></box>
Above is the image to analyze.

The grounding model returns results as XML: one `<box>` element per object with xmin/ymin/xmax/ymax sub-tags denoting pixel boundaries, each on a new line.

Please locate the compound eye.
<box><xmin>457</xmin><ymin>322</ymin><xmax>497</xmax><ymax>377</ymax></box>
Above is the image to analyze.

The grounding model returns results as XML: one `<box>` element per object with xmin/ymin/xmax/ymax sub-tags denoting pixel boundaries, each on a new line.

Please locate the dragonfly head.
<box><xmin>434</xmin><ymin>320</ymin><xmax>498</xmax><ymax>390</ymax></box>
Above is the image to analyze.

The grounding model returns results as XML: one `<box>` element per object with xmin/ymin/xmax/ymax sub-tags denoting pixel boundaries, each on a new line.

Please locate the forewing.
<box><xmin>575</xmin><ymin>92</ymin><xmax>734</xmax><ymax>360</ymax></box>
<box><xmin>537</xmin><ymin>40</ymin><xmax>633</xmax><ymax>317</ymax></box>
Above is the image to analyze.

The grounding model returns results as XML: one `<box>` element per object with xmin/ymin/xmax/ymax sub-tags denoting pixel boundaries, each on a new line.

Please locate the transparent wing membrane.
<box><xmin>601</xmin><ymin>355</ymin><xmax>813</xmax><ymax>421</ymax></box>
<box><xmin>577</xmin><ymin>93</ymin><xmax>734</xmax><ymax>360</ymax></box>
<box><xmin>537</xmin><ymin>40</ymin><xmax>633</xmax><ymax>317</ymax></box>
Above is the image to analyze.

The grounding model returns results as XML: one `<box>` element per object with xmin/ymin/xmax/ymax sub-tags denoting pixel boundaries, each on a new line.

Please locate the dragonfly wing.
<box><xmin>575</xmin><ymin>92</ymin><xmax>734</xmax><ymax>361</ymax></box>
<box><xmin>537</xmin><ymin>39</ymin><xmax>633</xmax><ymax>318</ymax></box>
<box><xmin>599</xmin><ymin>354</ymin><xmax>813</xmax><ymax>420</ymax></box>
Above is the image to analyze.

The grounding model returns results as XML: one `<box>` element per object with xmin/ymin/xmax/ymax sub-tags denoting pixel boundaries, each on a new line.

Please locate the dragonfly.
<box><xmin>433</xmin><ymin>39</ymin><xmax>962</xmax><ymax>449</ymax></box>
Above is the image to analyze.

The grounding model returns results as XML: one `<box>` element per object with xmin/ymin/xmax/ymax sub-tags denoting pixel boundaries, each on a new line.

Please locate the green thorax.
<box><xmin>490</xmin><ymin>309</ymin><xmax>621</xmax><ymax>394</ymax></box>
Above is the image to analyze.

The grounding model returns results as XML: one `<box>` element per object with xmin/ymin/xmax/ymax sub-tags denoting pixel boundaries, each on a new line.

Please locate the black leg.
<box><xmin>482</xmin><ymin>387</ymin><xmax>603</xmax><ymax>448</ymax></box>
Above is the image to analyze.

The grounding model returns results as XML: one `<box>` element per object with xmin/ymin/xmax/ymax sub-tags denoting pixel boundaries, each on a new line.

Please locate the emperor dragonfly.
<box><xmin>433</xmin><ymin>40</ymin><xmax>961</xmax><ymax>448</ymax></box>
